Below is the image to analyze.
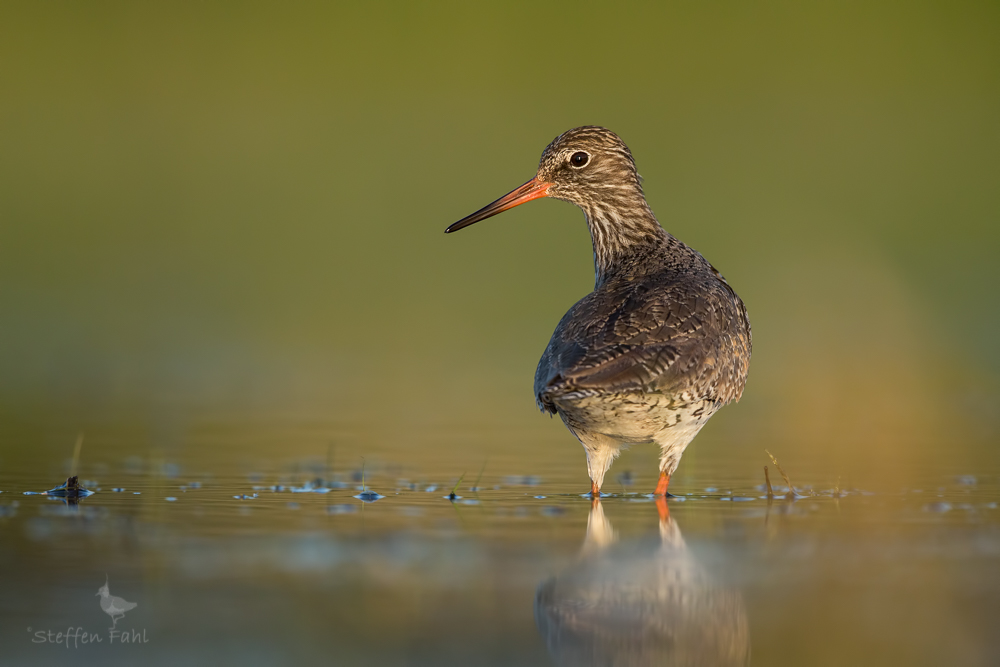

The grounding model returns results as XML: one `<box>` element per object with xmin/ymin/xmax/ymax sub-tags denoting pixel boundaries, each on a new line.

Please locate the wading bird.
<box><xmin>446</xmin><ymin>127</ymin><xmax>751</xmax><ymax>497</ymax></box>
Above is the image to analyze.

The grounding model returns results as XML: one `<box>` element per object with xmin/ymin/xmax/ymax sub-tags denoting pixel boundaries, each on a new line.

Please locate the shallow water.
<box><xmin>2</xmin><ymin>427</ymin><xmax>999</xmax><ymax>667</ymax></box>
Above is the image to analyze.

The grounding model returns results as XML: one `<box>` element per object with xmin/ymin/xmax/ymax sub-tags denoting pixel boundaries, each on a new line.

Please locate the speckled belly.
<box><xmin>553</xmin><ymin>391</ymin><xmax>720</xmax><ymax>445</ymax></box>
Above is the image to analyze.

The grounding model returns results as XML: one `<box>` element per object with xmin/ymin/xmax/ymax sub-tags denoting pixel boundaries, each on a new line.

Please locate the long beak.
<box><xmin>445</xmin><ymin>176</ymin><xmax>552</xmax><ymax>233</ymax></box>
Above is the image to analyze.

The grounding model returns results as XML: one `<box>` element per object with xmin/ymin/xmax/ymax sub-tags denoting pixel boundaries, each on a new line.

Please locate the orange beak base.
<box><xmin>445</xmin><ymin>177</ymin><xmax>552</xmax><ymax>233</ymax></box>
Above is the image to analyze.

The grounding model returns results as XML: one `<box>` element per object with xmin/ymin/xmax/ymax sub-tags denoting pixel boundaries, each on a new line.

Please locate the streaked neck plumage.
<box><xmin>579</xmin><ymin>188</ymin><xmax>668</xmax><ymax>287</ymax></box>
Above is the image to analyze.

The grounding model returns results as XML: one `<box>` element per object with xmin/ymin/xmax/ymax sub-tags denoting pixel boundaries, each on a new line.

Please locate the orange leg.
<box><xmin>590</xmin><ymin>479</ymin><xmax>600</xmax><ymax>497</ymax></box>
<box><xmin>653</xmin><ymin>471</ymin><xmax>674</xmax><ymax>497</ymax></box>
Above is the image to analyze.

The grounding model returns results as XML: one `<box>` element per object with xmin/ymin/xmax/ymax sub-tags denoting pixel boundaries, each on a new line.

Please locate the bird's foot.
<box><xmin>589</xmin><ymin>480</ymin><xmax>601</xmax><ymax>498</ymax></box>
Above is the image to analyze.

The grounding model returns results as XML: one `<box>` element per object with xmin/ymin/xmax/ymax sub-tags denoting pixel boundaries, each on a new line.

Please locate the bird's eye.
<box><xmin>569</xmin><ymin>152</ymin><xmax>590</xmax><ymax>168</ymax></box>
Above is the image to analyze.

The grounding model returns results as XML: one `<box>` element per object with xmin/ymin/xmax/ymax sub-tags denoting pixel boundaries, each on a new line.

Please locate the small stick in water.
<box><xmin>326</xmin><ymin>442</ymin><xmax>335</xmax><ymax>486</ymax></box>
<box><xmin>764</xmin><ymin>466</ymin><xmax>774</xmax><ymax>499</ymax></box>
<box><xmin>70</xmin><ymin>433</ymin><xmax>84</xmax><ymax>477</ymax></box>
<box><xmin>471</xmin><ymin>458</ymin><xmax>488</xmax><ymax>492</ymax></box>
<box><xmin>449</xmin><ymin>472</ymin><xmax>466</xmax><ymax>500</ymax></box>
<box><xmin>765</xmin><ymin>449</ymin><xmax>796</xmax><ymax>499</ymax></box>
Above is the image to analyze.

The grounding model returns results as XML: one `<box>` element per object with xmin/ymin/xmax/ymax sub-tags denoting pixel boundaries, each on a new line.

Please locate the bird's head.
<box><xmin>536</xmin><ymin>126</ymin><xmax>642</xmax><ymax>208</ymax></box>
<box><xmin>445</xmin><ymin>126</ymin><xmax>643</xmax><ymax>233</ymax></box>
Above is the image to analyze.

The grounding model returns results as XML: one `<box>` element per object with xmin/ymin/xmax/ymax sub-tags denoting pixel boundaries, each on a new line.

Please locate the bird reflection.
<box><xmin>535</xmin><ymin>499</ymin><xmax>750</xmax><ymax>666</ymax></box>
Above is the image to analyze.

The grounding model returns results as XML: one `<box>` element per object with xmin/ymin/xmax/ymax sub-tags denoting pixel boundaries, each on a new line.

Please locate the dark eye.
<box><xmin>570</xmin><ymin>151</ymin><xmax>590</xmax><ymax>168</ymax></box>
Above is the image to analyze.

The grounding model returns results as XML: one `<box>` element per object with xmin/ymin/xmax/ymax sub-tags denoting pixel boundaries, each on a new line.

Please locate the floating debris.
<box><xmin>111</xmin><ymin>488</ymin><xmax>126</xmax><ymax>493</ymax></box>
<box><xmin>165</xmin><ymin>497</ymin><xmax>177</xmax><ymax>502</ymax></box>
<box><xmin>534</xmin><ymin>495</ymin><xmax>547</xmax><ymax>499</ymax></box>
<box><xmin>425</xmin><ymin>485</ymin><xmax>438</xmax><ymax>493</ymax></box>
<box><xmin>353</xmin><ymin>458</ymin><xmax>383</xmax><ymax>502</ymax></box>
<box><xmin>42</xmin><ymin>476</ymin><xmax>95</xmax><ymax>499</ymax></box>
<box><xmin>233</xmin><ymin>493</ymin><xmax>258</xmax><ymax>500</ymax></box>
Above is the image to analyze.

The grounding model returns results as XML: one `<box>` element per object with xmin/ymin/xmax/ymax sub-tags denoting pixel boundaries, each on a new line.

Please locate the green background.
<box><xmin>1</xmin><ymin>1</ymin><xmax>997</xmax><ymax>481</ymax></box>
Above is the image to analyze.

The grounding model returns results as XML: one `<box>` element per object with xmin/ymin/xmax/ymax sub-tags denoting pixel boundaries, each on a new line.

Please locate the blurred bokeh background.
<box><xmin>1</xmin><ymin>0</ymin><xmax>998</xmax><ymax>483</ymax></box>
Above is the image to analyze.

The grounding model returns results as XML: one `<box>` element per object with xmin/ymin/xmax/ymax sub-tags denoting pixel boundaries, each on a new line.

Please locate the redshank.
<box><xmin>445</xmin><ymin>127</ymin><xmax>751</xmax><ymax>497</ymax></box>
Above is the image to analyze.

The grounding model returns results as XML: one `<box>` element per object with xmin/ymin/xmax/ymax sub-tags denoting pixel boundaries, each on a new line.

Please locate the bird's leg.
<box><xmin>573</xmin><ymin>430</ymin><xmax>619</xmax><ymax>498</ymax></box>
<box><xmin>653</xmin><ymin>471</ymin><xmax>675</xmax><ymax>498</ymax></box>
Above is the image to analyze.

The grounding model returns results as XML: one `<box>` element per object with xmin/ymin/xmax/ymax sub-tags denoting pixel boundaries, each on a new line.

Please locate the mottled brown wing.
<box><xmin>534</xmin><ymin>276</ymin><xmax>748</xmax><ymax>412</ymax></box>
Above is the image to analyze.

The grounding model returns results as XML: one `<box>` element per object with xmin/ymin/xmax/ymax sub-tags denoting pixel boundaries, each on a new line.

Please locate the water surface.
<box><xmin>2</xmin><ymin>426</ymin><xmax>997</xmax><ymax>667</ymax></box>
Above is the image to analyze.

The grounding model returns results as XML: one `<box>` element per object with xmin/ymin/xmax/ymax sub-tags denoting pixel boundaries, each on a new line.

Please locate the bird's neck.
<box><xmin>582</xmin><ymin>197</ymin><xmax>667</xmax><ymax>287</ymax></box>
